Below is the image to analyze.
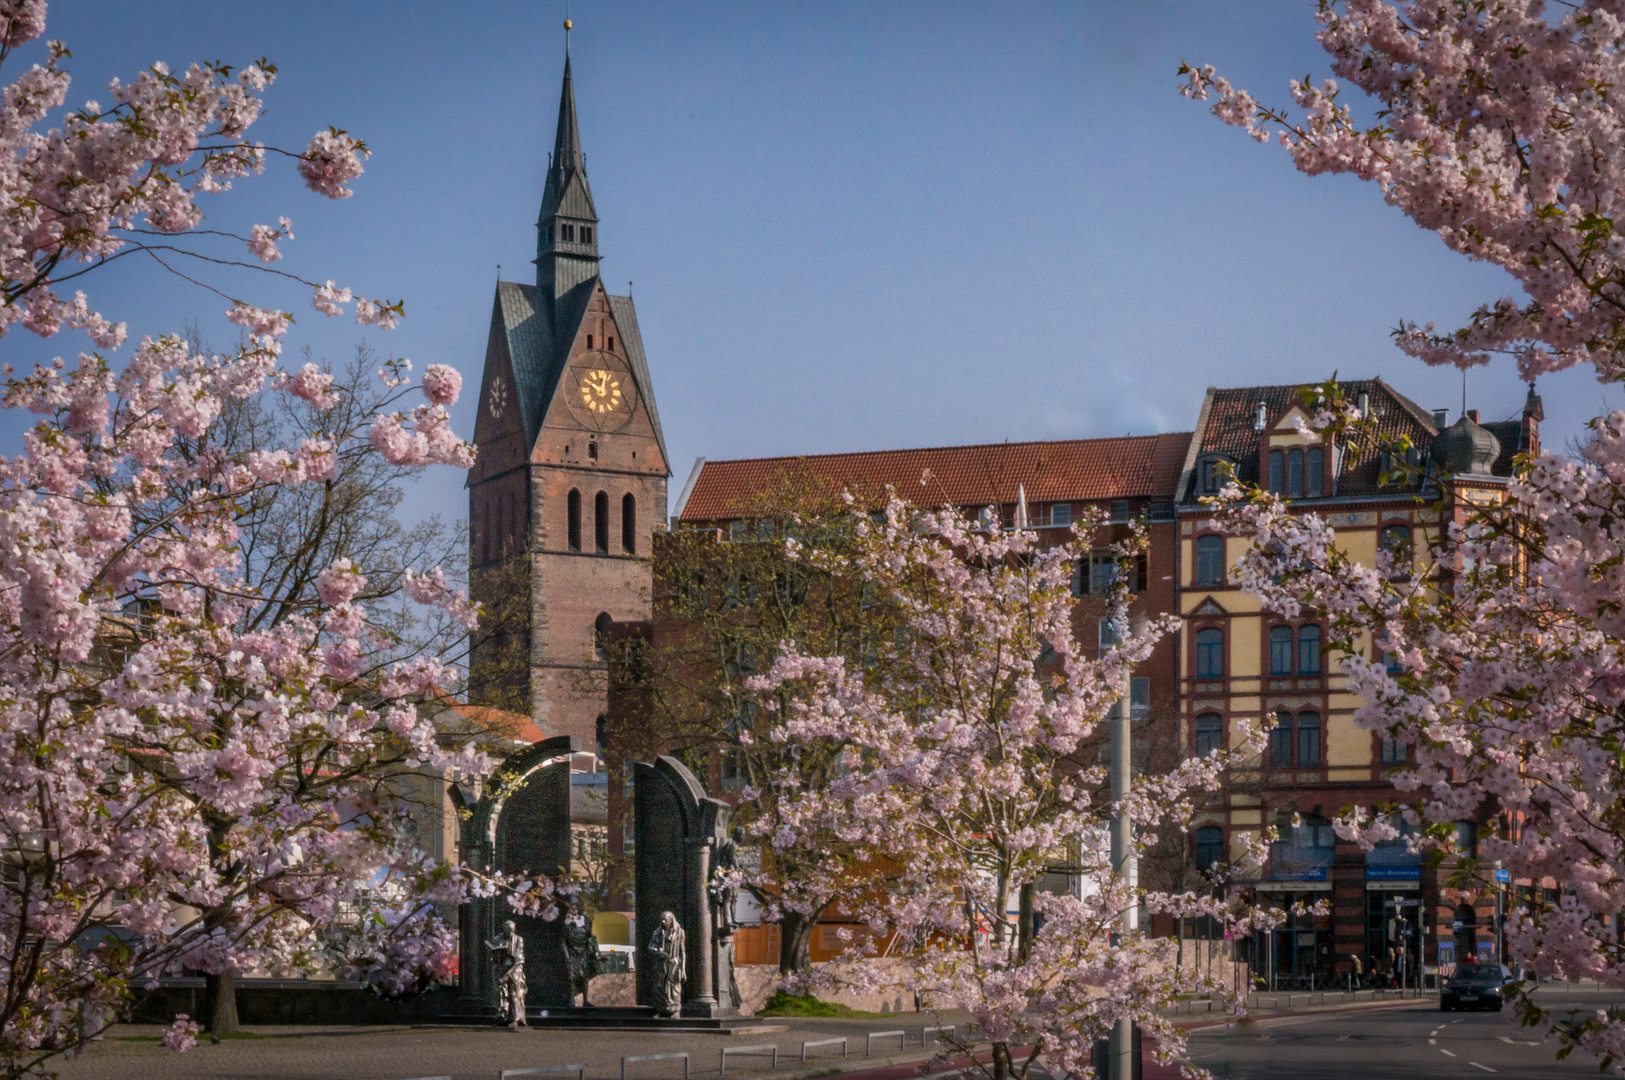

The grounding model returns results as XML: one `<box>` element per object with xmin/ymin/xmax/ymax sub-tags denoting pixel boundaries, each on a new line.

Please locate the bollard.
<box><xmin>922</xmin><ymin>1025</ymin><xmax>956</xmax><ymax>1045</ymax></box>
<box><xmin>866</xmin><ymin>1030</ymin><xmax>906</xmax><ymax>1056</ymax></box>
<box><xmin>622</xmin><ymin>1053</ymin><xmax>689</xmax><ymax>1080</ymax></box>
<box><xmin>720</xmin><ymin>1046</ymin><xmax>778</xmax><ymax>1075</ymax></box>
<box><xmin>800</xmin><ymin>1038</ymin><xmax>847</xmax><ymax>1062</ymax></box>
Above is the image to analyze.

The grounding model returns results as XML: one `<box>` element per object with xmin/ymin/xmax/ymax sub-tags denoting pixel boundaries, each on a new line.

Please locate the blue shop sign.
<box><xmin>1271</xmin><ymin>866</ymin><xmax>1329</xmax><ymax>882</ymax></box>
<box><xmin>1365</xmin><ymin>866</ymin><xmax>1421</xmax><ymax>881</ymax></box>
<box><xmin>1494</xmin><ymin>869</ymin><xmax>1510</xmax><ymax>883</ymax></box>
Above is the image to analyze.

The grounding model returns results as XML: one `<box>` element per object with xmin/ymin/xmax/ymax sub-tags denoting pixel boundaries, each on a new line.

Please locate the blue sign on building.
<box><xmin>1271</xmin><ymin>866</ymin><xmax>1329</xmax><ymax>882</ymax></box>
<box><xmin>1365</xmin><ymin>866</ymin><xmax>1421</xmax><ymax>881</ymax></box>
<box><xmin>1494</xmin><ymin>869</ymin><xmax>1510</xmax><ymax>883</ymax></box>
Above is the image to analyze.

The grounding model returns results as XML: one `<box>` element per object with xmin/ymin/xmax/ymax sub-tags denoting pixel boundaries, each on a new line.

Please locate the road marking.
<box><xmin>1440</xmin><ymin>1048</ymin><xmax>1457</xmax><ymax>1057</ymax></box>
<box><xmin>1430</xmin><ymin>1029</ymin><xmax>1441</xmax><ymax>1035</ymax></box>
<box><xmin>1469</xmin><ymin>1065</ymin><xmax>1496</xmax><ymax>1074</ymax></box>
<box><xmin>1428</xmin><ymin>1039</ymin><xmax>1436</xmax><ymax>1045</ymax></box>
<box><xmin>1496</xmin><ymin>1036</ymin><xmax>1540</xmax><ymax>1046</ymax></box>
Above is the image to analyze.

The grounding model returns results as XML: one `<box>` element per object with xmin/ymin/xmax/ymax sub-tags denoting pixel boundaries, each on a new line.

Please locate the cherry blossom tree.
<box><xmin>746</xmin><ymin>498</ymin><xmax>1267</xmax><ymax>1080</ymax></box>
<box><xmin>1181</xmin><ymin>1</ymin><xmax>1625</xmax><ymax>1064</ymax></box>
<box><xmin>0</xmin><ymin>4</ymin><xmax>552</xmax><ymax>1073</ymax></box>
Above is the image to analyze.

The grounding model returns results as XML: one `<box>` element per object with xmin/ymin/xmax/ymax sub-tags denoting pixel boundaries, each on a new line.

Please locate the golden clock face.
<box><xmin>567</xmin><ymin>356</ymin><xmax>635</xmax><ymax>431</ymax></box>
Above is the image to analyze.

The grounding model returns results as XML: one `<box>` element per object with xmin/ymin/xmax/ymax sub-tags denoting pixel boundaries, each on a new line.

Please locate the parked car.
<box><xmin>1440</xmin><ymin>963</ymin><xmax>1514</xmax><ymax>1011</ymax></box>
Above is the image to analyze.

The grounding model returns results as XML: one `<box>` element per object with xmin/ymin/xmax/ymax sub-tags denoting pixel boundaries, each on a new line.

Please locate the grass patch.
<box><xmin>757</xmin><ymin>991</ymin><xmax>885</xmax><ymax>1019</ymax></box>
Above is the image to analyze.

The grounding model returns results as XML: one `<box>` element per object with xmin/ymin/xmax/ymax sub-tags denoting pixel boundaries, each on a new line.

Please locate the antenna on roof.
<box><xmin>1461</xmin><ymin>368</ymin><xmax>1467</xmax><ymax>420</ymax></box>
<box><xmin>564</xmin><ymin>0</ymin><xmax>572</xmax><ymax>56</ymax></box>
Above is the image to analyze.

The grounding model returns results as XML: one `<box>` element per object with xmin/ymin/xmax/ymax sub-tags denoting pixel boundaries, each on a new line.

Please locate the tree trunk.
<box><xmin>1016</xmin><ymin>882</ymin><xmax>1035</xmax><ymax>963</ymax></box>
<box><xmin>778</xmin><ymin>909</ymin><xmax>814</xmax><ymax>976</ymax></box>
<box><xmin>206</xmin><ymin>967</ymin><xmax>239</xmax><ymax>1035</ymax></box>
<box><xmin>990</xmin><ymin>1041</ymin><xmax>1012</xmax><ymax>1080</ymax></box>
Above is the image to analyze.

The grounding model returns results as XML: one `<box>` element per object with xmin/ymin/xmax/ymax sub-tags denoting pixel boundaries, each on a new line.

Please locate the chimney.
<box><xmin>1357</xmin><ymin>390</ymin><xmax>1370</xmax><ymax>416</ymax></box>
<box><xmin>1466</xmin><ymin>409</ymin><xmax>1480</xmax><ymax>423</ymax></box>
<box><xmin>1254</xmin><ymin>401</ymin><xmax>1268</xmax><ymax>432</ymax></box>
<box><xmin>1432</xmin><ymin>408</ymin><xmax>1448</xmax><ymax>428</ymax></box>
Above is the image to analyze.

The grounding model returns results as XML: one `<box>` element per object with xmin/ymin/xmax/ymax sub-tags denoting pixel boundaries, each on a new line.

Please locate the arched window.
<box><xmin>1269</xmin><ymin>709</ymin><xmax>1293</xmax><ymax>767</ymax></box>
<box><xmin>594</xmin><ymin>612</ymin><xmax>613</xmax><ymax>660</ymax></box>
<box><xmin>1297</xmin><ymin>624</ymin><xmax>1321</xmax><ymax>675</ymax></box>
<box><xmin>1269</xmin><ymin>625</ymin><xmax>1293</xmax><ymax>675</ymax></box>
<box><xmin>1195</xmin><ymin>628</ymin><xmax>1224</xmax><ymax>678</ymax></box>
<box><xmin>1195</xmin><ymin>713</ymin><xmax>1223</xmax><ymax>758</ymax></box>
<box><xmin>1195</xmin><ymin>826</ymin><xmax>1225</xmax><ymax>872</ymax></box>
<box><xmin>1380</xmin><ymin>524</ymin><xmax>1412</xmax><ymax>578</ymax></box>
<box><xmin>1296</xmin><ymin>710</ymin><xmax>1321</xmax><ymax>766</ymax></box>
<box><xmin>1268</xmin><ymin>450</ymin><xmax>1284</xmax><ymax>494</ymax></box>
<box><xmin>622</xmin><ymin>493</ymin><xmax>636</xmax><ymax>553</ymax></box>
<box><xmin>567</xmin><ymin>489</ymin><xmax>582</xmax><ymax>551</ymax></box>
<box><xmin>594</xmin><ymin>491</ymin><xmax>610</xmax><ymax>553</ymax></box>
<box><xmin>1306</xmin><ymin>446</ymin><xmax>1324</xmax><ymax>497</ymax></box>
<box><xmin>1195</xmin><ymin>535</ymin><xmax>1224</xmax><ymax>585</ymax></box>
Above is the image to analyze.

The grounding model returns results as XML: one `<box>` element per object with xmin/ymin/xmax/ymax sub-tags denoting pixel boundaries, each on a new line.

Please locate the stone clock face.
<box><xmin>566</xmin><ymin>354</ymin><xmax>636</xmax><ymax>431</ymax></box>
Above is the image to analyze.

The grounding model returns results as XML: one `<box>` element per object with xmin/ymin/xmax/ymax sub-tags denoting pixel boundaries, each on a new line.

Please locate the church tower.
<box><xmin>468</xmin><ymin>51</ymin><xmax>670</xmax><ymax>749</ymax></box>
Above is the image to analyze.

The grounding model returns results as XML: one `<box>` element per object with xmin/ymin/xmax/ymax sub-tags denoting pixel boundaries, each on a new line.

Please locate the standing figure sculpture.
<box><xmin>561</xmin><ymin>893</ymin><xmax>602</xmax><ymax>1007</ymax></box>
<box><xmin>708</xmin><ymin>830</ymin><xmax>743</xmax><ymax>1009</ymax></box>
<box><xmin>648</xmin><ymin>910</ymin><xmax>686</xmax><ymax>1016</ymax></box>
<box><xmin>485</xmin><ymin>919</ymin><xmax>529</xmax><ymax>1029</ymax></box>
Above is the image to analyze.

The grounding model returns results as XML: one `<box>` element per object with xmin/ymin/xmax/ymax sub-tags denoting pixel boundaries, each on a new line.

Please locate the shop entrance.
<box><xmin>1254</xmin><ymin>899</ymin><xmax>1333</xmax><ymax>990</ymax></box>
<box><xmin>1366</xmin><ymin>891</ymin><xmax>1422</xmax><ymax>986</ymax></box>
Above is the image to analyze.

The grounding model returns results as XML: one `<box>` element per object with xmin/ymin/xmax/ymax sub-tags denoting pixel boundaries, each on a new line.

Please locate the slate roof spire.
<box><xmin>536</xmin><ymin>49</ymin><xmax>600</xmax><ymax>325</ymax></box>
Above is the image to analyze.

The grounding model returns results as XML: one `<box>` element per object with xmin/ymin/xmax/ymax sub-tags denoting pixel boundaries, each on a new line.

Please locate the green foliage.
<box><xmin>757</xmin><ymin>990</ymin><xmax>886</xmax><ymax>1018</ymax></box>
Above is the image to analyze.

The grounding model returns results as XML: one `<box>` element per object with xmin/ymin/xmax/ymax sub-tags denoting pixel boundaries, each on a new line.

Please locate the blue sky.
<box><xmin>7</xmin><ymin>1</ymin><xmax>1610</xmax><ymax>523</ymax></box>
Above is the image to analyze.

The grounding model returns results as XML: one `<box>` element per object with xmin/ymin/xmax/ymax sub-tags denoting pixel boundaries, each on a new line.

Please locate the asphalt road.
<box><xmin>1184</xmin><ymin>989</ymin><xmax>1625</xmax><ymax>1079</ymax></box>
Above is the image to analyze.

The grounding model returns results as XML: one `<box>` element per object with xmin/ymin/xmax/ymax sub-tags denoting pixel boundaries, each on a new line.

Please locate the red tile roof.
<box><xmin>677</xmin><ymin>433</ymin><xmax>1193</xmax><ymax>522</ymax></box>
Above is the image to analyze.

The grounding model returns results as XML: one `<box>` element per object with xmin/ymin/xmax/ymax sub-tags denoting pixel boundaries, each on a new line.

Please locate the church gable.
<box><xmin>470</xmin><ymin>290</ymin><xmax>530</xmax><ymax>486</ymax></box>
<box><xmin>533</xmin><ymin>281</ymin><xmax>668</xmax><ymax>475</ymax></box>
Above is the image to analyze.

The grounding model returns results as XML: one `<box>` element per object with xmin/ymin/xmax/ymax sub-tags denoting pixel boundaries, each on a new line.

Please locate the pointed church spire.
<box><xmin>536</xmin><ymin>44</ymin><xmax>600</xmax><ymax>323</ymax></box>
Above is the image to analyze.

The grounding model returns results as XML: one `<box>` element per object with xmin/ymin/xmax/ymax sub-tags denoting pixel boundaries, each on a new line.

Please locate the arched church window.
<box><xmin>622</xmin><ymin>493</ymin><xmax>636</xmax><ymax>554</ymax></box>
<box><xmin>567</xmin><ymin>489</ymin><xmax>582</xmax><ymax>551</ymax></box>
<box><xmin>595</xmin><ymin>491</ymin><xmax>610</xmax><ymax>553</ymax></box>
<box><xmin>594</xmin><ymin>612</ymin><xmax>613</xmax><ymax>660</ymax></box>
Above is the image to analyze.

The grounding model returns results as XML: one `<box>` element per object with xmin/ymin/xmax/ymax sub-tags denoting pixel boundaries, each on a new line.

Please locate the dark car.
<box><xmin>1440</xmin><ymin>962</ymin><xmax>1515</xmax><ymax>1011</ymax></box>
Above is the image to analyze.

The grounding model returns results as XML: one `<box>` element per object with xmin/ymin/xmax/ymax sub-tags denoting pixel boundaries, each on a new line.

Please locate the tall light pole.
<box><xmin>1108</xmin><ymin>686</ymin><xmax>1137</xmax><ymax>1080</ymax></box>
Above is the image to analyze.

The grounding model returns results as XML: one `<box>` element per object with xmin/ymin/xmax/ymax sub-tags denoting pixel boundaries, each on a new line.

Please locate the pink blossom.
<box><xmin>287</xmin><ymin>362</ymin><xmax>337</xmax><ymax>410</ymax></box>
<box><xmin>312</xmin><ymin>280</ymin><xmax>352</xmax><ymax>317</ymax></box>
<box><xmin>226</xmin><ymin>303</ymin><xmax>290</xmax><ymax>339</ymax></box>
<box><xmin>421</xmin><ymin>364</ymin><xmax>462</xmax><ymax>406</ymax></box>
<box><xmin>162</xmin><ymin>1015</ymin><xmax>199</xmax><ymax>1054</ymax></box>
<box><xmin>316</xmin><ymin>557</ymin><xmax>366</xmax><ymax>607</ymax></box>
<box><xmin>298</xmin><ymin>128</ymin><xmax>367</xmax><ymax>199</ymax></box>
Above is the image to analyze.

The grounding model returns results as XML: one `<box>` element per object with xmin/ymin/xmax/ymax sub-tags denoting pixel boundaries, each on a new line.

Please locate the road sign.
<box><xmin>1494</xmin><ymin>869</ymin><xmax>1510</xmax><ymax>883</ymax></box>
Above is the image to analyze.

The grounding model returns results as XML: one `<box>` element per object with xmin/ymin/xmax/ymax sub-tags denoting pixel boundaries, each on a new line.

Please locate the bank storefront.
<box><xmin>1252</xmin><ymin>817</ymin><xmax>1336</xmax><ymax>990</ymax></box>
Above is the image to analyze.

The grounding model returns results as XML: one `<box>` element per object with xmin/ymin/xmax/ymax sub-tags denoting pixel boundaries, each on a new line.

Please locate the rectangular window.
<box><xmin>1298</xmin><ymin>625</ymin><xmax>1321</xmax><ymax>676</ymax></box>
<box><xmin>1268</xmin><ymin>450</ymin><xmax>1284</xmax><ymax>494</ymax></box>
<box><xmin>1195</xmin><ymin>714</ymin><xmax>1223</xmax><ymax>758</ymax></box>
<box><xmin>1306</xmin><ymin>446</ymin><xmax>1324</xmax><ymax>497</ymax></box>
<box><xmin>1195</xmin><ymin>629</ymin><xmax>1223</xmax><ymax>678</ymax></box>
<box><xmin>1380</xmin><ymin>737</ymin><xmax>1407</xmax><ymax>765</ymax></box>
<box><xmin>1297</xmin><ymin>712</ymin><xmax>1321</xmax><ymax>767</ymax></box>
<box><xmin>728</xmin><ymin>520</ymin><xmax>748</xmax><ymax>542</ymax></box>
<box><xmin>1098</xmin><ymin>617</ymin><xmax>1121</xmax><ymax>651</ymax></box>
<box><xmin>1110</xmin><ymin>500</ymin><xmax>1131</xmax><ymax>523</ymax></box>
<box><xmin>1129</xmin><ymin>677</ymin><xmax>1150</xmax><ymax>720</ymax></box>
<box><xmin>1195</xmin><ymin>536</ymin><xmax>1224</xmax><ymax>585</ymax></box>
<box><xmin>1269</xmin><ymin>626</ymin><xmax>1293</xmax><ymax>676</ymax></box>
<box><xmin>1287</xmin><ymin>449</ymin><xmax>1304</xmax><ymax>497</ymax></box>
<box><xmin>1050</xmin><ymin>504</ymin><xmax>1071</xmax><ymax>527</ymax></box>
<box><xmin>1089</xmin><ymin>550</ymin><xmax>1117</xmax><ymax>595</ymax></box>
<box><xmin>1269</xmin><ymin>714</ymin><xmax>1293</xmax><ymax>767</ymax></box>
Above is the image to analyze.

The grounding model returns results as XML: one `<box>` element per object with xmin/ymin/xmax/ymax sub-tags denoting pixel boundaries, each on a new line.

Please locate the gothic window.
<box><xmin>567</xmin><ymin>489</ymin><xmax>582</xmax><ymax>551</ymax></box>
<box><xmin>1298</xmin><ymin>625</ymin><xmax>1322</xmax><ymax>675</ymax></box>
<box><xmin>1195</xmin><ymin>825</ymin><xmax>1224</xmax><ymax>872</ymax></box>
<box><xmin>1195</xmin><ymin>535</ymin><xmax>1224</xmax><ymax>585</ymax></box>
<box><xmin>1307</xmin><ymin>446</ymin><xmax>1324</xmax><ymax>496</ymax></box>
<box><xmin>1297</xmin><ymin>710</ymin><xmax>1321</xmax><ymax>766</ymax></box>
<box><xmin>594</xmin><ymin>491</ymin><xmax>610</xmax><ymax>553</ymax></box>
<box><xmin>1269</xmin><ymin>625</ymin><xmax>1293</xmax><ymax>676</ymax></box>
<box><xmin>594</xmin><ymin>612</ymin><xmax>613</xmax><ymax>661</ymax></box>
<box><xmin>622</xmin><ymin>493</ymin><xmax>636</xmax><ymax>554</ymax></box>
<box><xmin>1195</xmin><ymin>713</ymin><xmax>1223</xmax><ymax>758</ymax></box>
<box><xmin>1195</xmin><ymin>628</ymin><xmax>1224</xmax><ymax>678</ymax></box>
<box><xmin>588</xmin><ymin>441</ymin><xmax>598</xmax><ymax>460</ymax></box>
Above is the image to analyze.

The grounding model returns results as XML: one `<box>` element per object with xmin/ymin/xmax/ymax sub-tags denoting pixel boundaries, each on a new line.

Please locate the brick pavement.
<box><xmin>51</xmin><ymin>1016</ymin><xmax>958</xmax><ymax>1080</ymax></box>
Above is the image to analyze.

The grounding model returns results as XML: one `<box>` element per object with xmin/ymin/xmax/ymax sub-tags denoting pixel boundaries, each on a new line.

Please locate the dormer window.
<box><xmin>1197</xmin><ymin>454</ymin><xmax>1233</xmax><ymax>495</ymax></box>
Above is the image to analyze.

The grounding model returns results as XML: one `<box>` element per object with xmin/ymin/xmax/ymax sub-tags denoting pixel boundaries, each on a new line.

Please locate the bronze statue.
<box><xmin>648</xmin><ymin>910</ymin><xmax>686</xmax><ymax>1016</ymax></box>
<box><xmin>561</xmin><ymin>893</ymin><xmax>602</xmax><ymax>1007</ymax></box>
<box><xmin>709</xmin><ymin>832</ymin><xmax>743</xmax><ymax>1009</ymax></box>
<box><xmin>485</xmin><ymin>919</ymin><xmax>529</xmax><ymax>1028</ymax></box>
